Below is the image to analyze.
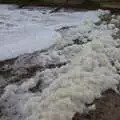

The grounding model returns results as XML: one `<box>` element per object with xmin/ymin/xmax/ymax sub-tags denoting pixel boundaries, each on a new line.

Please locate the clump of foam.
<box><xmin>1</xmin><ymin>10</ymin><xmax>120</xmax><ymax>120</ymax></box>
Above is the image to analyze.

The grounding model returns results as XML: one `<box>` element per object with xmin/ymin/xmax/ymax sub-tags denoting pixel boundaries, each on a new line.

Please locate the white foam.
<box><xmin>1</xmin><ymin>8</ymin><xmax>119</xmax><ymax>120</ymax></box>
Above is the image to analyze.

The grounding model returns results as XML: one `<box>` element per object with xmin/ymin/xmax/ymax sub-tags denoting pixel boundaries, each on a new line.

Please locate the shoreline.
<box><xmin>1</xmin><ymin>1</ymin><xmax>120</xmax><ymax>10</ymax></box>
